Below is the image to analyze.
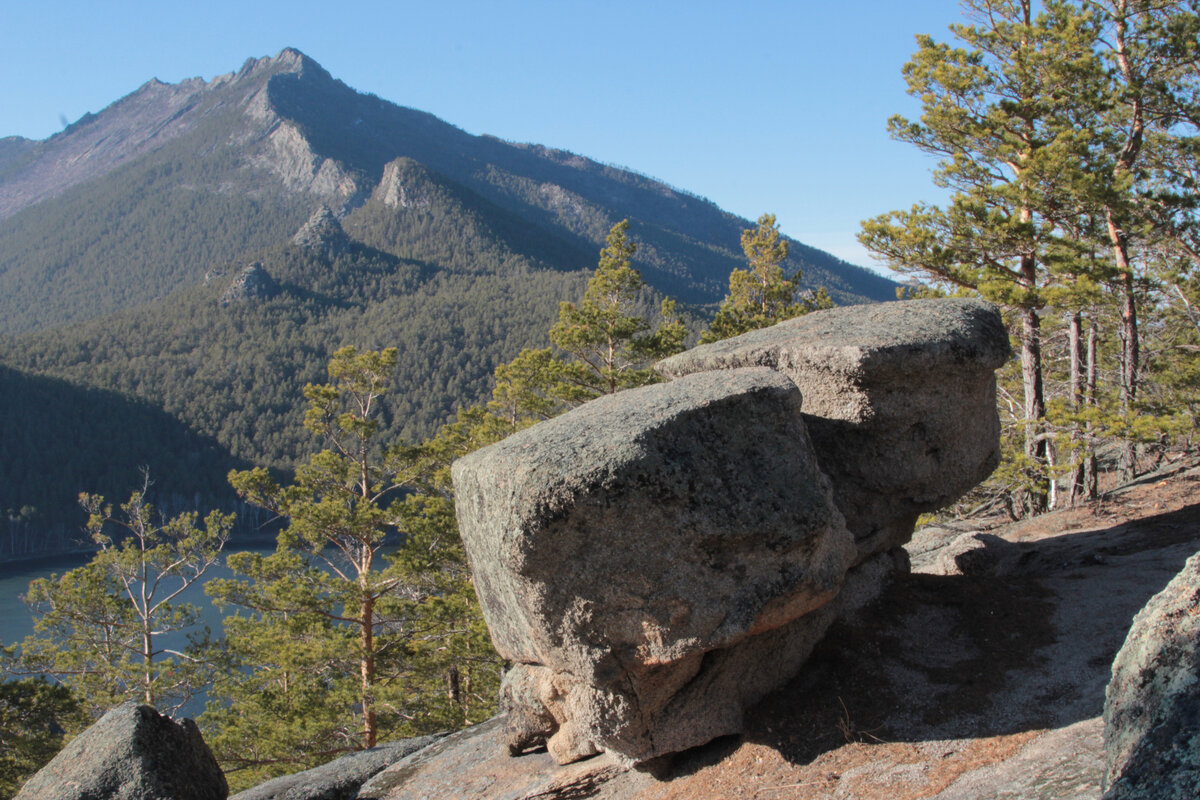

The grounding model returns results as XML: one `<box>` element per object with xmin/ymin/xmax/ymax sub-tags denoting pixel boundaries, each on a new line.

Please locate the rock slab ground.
<box><xmin>229</xmin><ymin>735</ymin><xmax>441</xmax><ymax>800</ymax></box>
<box><xmin>15</xmin><ymin>701</ymin><xmax>227</xmax><ymax>800</ymax></box>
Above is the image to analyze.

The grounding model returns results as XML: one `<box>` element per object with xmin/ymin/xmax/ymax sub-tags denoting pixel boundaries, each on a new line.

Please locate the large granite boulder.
<box><xmin>15</xmin><ymin>702</ymin><xmax>227</xmax><ymax>800</ymax></box>
<box><xmin>1103</xmin><ymin>550</ymin><xmax>1200</xmax><ymax>799</ymax></box>
<box><xmin>656</xmin><ymin>298</ymin><xmax>1010</xmax><ymax>562</ymax></box>
<box><xmin>452</xmin><ymin>368</ymin><xmax>856</xmax><ymax>764</ymax></box>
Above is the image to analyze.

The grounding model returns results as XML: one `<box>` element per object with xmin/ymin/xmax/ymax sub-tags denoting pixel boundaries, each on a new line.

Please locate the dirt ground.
<box><xmin>621</xmin><ymin>457</ymin><xmax>1200</xmax><ymax>800</ymax></box>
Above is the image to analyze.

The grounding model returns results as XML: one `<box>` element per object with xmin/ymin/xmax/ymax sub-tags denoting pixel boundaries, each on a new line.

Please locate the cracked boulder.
<box><xmin>656</xmin><ymin>298</ymin><xmax>1011</xmax><ymax>562</ymax></box>
<box><xmin>452</xmin><ymin>368</ymin><xmax>855</xmax><ymax>763</ymax></box>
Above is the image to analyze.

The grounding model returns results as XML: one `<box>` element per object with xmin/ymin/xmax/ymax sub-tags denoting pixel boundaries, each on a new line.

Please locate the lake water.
<box><xmin>0</xmin><ymin>544</ymin><xmax>277</xmax><ymax>650</ymax></box>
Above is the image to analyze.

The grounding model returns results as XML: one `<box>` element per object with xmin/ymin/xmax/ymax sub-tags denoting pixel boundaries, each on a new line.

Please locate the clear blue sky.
<box><xmin>1</xmin><ymin>0</ymin><xmax>965</xmax><ymax>274</ymax></box>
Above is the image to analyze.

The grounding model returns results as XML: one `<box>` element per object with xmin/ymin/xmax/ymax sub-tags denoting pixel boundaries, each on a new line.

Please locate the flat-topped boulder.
<box><xmin>453</xmin><ymin>368</ymin><xmax>856</xmax><ymax>763</ymax></box>
<box><xmin>656</xmin><ymin>298</ymin><xmax>1010</xmax><ymax>561</ymax></box>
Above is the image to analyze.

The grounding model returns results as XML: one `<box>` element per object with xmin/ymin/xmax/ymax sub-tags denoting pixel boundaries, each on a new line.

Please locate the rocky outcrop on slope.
<box><xmin>219</xmin><ymin>261</ymin><xmax>280</xmax><ymax>305</ymax></box>
<box><xmin>1103</xmin><ymin>549</ymin><xmax>1200</xmax><ymax>799</ymax></box>
<box><xmin>14</xmin><ymin>702</ymin><xmax>226</xmax><ymax>800</ymax></box>
<box><xmin>374</xmin><ymin>158</ymin><xmax>436</xmax><ymax>209</ymax></box>
<box><xmin>253</xmin><ymin>122</ymin><xmax>362</xmax><ymax>201</ymax></box>
<box><xmin>656</xmin><ymin>298</ymin><xmax>1010</xmax><ymax>563</ymax></box>
<box><xmin>453</xmin><ymin>368</ymin><xmax>858</xmax><ymax>764</ymax></box>
<box><xmin>291</xmin><ymin>205</ymin><xmax>349</xmax><ymax>251</ymax></box>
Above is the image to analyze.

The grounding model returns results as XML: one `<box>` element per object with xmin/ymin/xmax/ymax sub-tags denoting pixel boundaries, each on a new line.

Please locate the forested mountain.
<box><xmin>0</xmin><ymin>364</ymin><xmax>255</xmax><ymax>556</ymax></box>
<box><xmin>0</xmin><ymin>48</ymin><xmax>896</xmax><ymax>557</ymax></box>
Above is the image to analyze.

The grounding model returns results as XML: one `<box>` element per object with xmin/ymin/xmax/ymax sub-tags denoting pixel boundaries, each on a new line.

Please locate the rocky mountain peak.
<box><xmin>270</xmin><ymin>47</ymin><xmax>319</xmax><ymax>74</ymax></box>
<box><xmin>292</xmin><ymin>205</ymin><xmax>349</xmax><ymax>250</ymax></box>
<box><xmin>219</xmin><ymin>262</ymin><xmax>279</xmax><ymax>305</ymax></box>
<box><xmin>228</xmin><ymin>47</ymin><xmax>333</xmax><ymax>92</ymax></box>
<box><xmin>374</xmin><ymin>158</ymin><xmax>435</xmax><ymax>209</ymax></box>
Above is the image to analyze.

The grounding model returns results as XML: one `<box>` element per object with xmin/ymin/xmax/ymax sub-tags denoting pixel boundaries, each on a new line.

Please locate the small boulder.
<box><xmin>1103</xmin><ymin>550</ymin><xmax>1200</xmax><ymax>799</ymax></box>
<box><xmin>656</xmin><ymin>298</ymin><xmax>1010</xmax><ymax>562</ymax></box>
<box><xmin>933</xmin><ymin>532</ymin><xmax>1018</xmax><ymax>576</ymax></box>
<box><xmin>453</xmin><ymin>367</ymin><xmax>856</xmax><ymax>763</ymax></box>
<box><xmin>14</xmin><ymin>701</ymin><xmax>227</xmax><ymax>800</ymax></box>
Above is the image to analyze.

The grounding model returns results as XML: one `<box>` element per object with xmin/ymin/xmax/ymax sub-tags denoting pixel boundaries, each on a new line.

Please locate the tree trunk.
<box><xmin>143</xmin><ymin>625</ymin><xmax>154</xmax><ymax>706</ymax></box>
<box><xmin>1085</xmin><ymin>320</ymin><xmax>1099</xmax><ymax>500</ymax></box>
<box><xmin>360</xmin><ymin>591</ymin><xmax>377</xmax><ymax>748</ymax></box>
<box><xmin>1104</xmin><ymin>2</ymin><xmax>1143</xmax><ymax>481</ymax></box>
<box><xmin>1068</xmin><ymin>312</ymin><xmax>1087</xmax><ymax>505</ymax></box>
<box><xmin>1118</xmin><ymin>267</ymin><xmax>1140</xmax><ymax>479</ymax></box>
<box><xmin>1020</xmin><ymin>302</ymin><xmax>1048</xmax><ymax>514</ymax></box>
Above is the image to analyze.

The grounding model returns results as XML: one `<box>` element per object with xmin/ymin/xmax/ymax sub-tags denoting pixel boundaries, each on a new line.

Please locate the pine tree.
<box><xmin>858</xmin><ymin>0</ymin><xmax>1105</xmax><ymax>513</ymax></box>
<box><xmin>701</xmin><ymin>213</ymin><xmax>831</xmax><ymax>343</ymax></box>
<box><xmin>548</xmin><ymin>220</ymin><xmax>686</xmax><ymax>398</ymax></box>
<box><xmin>7</xmin><ymin>479</ymin><xmax>232</xmax><ymax>716</ymax></box>
<box><xmin>1065</xmin><ymin>0</ymin><xmax>1200</xmax><ymax>476</ymax></box>
<box><xmin>208</xmin><ymin>347</ymin><xmax>499</xmax><ymax>788</ymax></box>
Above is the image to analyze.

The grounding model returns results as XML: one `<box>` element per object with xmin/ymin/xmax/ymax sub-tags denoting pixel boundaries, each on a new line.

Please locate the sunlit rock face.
<box><xmin>657</xmin><ymin>298</ymin><xmax>1011</xmax><ymax>563</ymax></box>
<box><xmin>453</xmin><ymin>368</ymin><xmax>855</xmax><ymax>763</ymax></box>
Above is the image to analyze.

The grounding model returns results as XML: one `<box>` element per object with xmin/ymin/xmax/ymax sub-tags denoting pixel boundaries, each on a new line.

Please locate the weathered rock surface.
<box><xmin>452</xmin><ymin>368</ymin><xmax>857</xmax><ymax>763</ymax></box>
<box><xmin>14</xmin><ymin>701</ymin><xmax>227</xmax><ymax>800</ymax></box>
<box><xmin>230</xmin><ymin>735</ymin><xmax>441</xmax><ymax>800</ymax></box>
<box><xmin>1103</xmin><ymin>549</ymin><xmax>1200</xmax><ymax>799</ymax></box>
<box><xmin>220</xmin><ymin>261</ymin><xmax>280</xmax><ymax>305</ymax></box>
<box><xmin>656</xmin><ymin>298</ymin><xmax>1010</xmax><ymax>562</ymax></box>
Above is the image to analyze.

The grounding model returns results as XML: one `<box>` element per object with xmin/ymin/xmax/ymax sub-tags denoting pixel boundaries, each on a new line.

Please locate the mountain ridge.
<box><xmin>0</xmin><ymin>47</ymin><xmax>895</xmax><ymax>335</ymax></box>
